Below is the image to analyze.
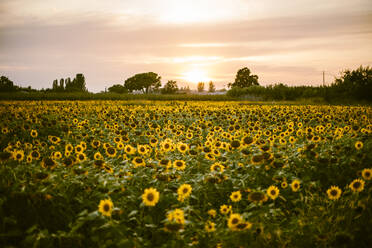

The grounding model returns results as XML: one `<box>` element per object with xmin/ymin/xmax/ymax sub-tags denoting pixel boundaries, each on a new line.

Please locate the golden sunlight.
<box><xmin>182</xmin><ymin>69</ymin><xmax>210</xmax><ymax>84</ymax></box>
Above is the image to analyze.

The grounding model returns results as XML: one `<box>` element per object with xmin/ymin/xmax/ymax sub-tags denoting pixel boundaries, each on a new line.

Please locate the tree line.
<box><xmin>1</xmin><ymin>66</ymin><xmax>371</xmax><ymax>102</ymax></box>
<box><xmin>226</xmin><ymin>66</ymin><xmax>372</xmax><ymax>102</ymax></box>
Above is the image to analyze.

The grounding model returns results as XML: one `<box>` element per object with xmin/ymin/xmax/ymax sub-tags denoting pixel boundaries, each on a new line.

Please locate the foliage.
<box><xmin>161</xmin><ymin>80</ymin><xmax>178</xmax><ymax>94</ymax></box>
<box><xmin>228</xmin><ymin>67</ymin><xmax>259</xmax><ymax>88</ymax></box>
<box><xmin>208</xmin><ymin>81</ymin><xmax>216</xmax><ymax>93</ymax></box>
<box><xmin>0</xmin><ymin>101</ymin><xmax>371</xmax><ymax>247</ymax></box>
<box><xmin>51</xmin><ymin>74</ymin><xmax>87</xmax><ymax>92</ymax></box>
<box><xmin>331</xmin><ymin>65</ymin><xmax>372</xmax><ymax>101</ymax></box>
<box><xmin>124</xmin><ymin>72</ymin><xmax>161</xmax><ymax>93</ymax></box>
<box><xmin>108</xmin><ymin>84</ymin><xmax>128</xmax><ymax>94</ymax></box>
<box><xmin>0</xmin><ymin>76</ymin><xmax>17</xmax><ymax>92</ymax></box>
<box><xmin>197</xmin><ymin>82</ymin><xmax>205</xmax><ymax>92</ymax></box>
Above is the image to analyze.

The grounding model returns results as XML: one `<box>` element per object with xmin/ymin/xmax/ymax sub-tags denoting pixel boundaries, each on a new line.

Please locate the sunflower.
<box><xmin>349</xmin><ymin>179</ymin><xmax>365</xmax><ymax>193</ymax></box>
<box><xmin>30</xmin><ymin>150</ymin><xmax>40</xmax><ymax>160</ymax></box>
<box><xmin>98</xmin><ymin>198</ymin><xmax>114</xmax><ymax>217</ymax></box>
<box><xmin>137</xmin><ymin>145</ymin><xmax>148</xmax><ymax>155</ymax></box>
<box><xmin>142</xmin><ymin>187</ymin><xmax>160</xmax><ymax>206</ymax></box>
<box><xmin>30</xmin><ymin>129</ymin><xmax>38</xmax><ymax>138</ymax></box>
<box><xmin>167</xmin><ymin>208</ymin><xmax>185</xmax><ymax>225</ymax></box>
<box><xmin>205</xmin><ymin>221</ymin><xmax>216</xmax><ymax>232</ymax></box>
<box><xmin>124</xmin><ymin>145</ymin><xmax>136</xmax><ymax>155</ymax></box>
<box><xmin>251</xmin><ymin>154</ymin><xmax>264</xmax><ymax>164</ymax></box>
<box><xmin>230</xmin><ymin>140</ymin><xmax>241</xmax><ymax>149</ymax></box>
<box><xmin>228</xmin><ymin>213</ymin><xmax>242</xmax><ymax>231</ymax></box>
<box><xmin>281</xmin><ymin>181</ymin><xmax>288</xmax><ymax>189</ymax></box>
<box><xmin>173</xmin><ymin>160</ymin><xmax>186</xmax><ymax>171</ymax></box>
<box><xmin>267</xmin><ymin>185</ymin><xmax>279</xmax><ymax>200</ymax></box>
<box><xmin>210</xmin><ymin>162</ymin><xmax>225</xmax><ymax>173</ymax></box>
<box><xmin>361</xmin><ymin>168</ymin><xmax>372</xmax><ymax>180</ymax></box>
<box><xmin>26</xmin><ymin>155</ymin><xmax>32</xmax><ymax>163</ymax></box>
<box><xmin>219</xmin><ymin>204</ymin><xmax>232</xmax><ymax>215</ymax></box>
<box><xmin>291</xmin><ymin>179</ymin><xmax>301</xmax><ymax>192</ymax></box>
<box><xmin>91</xmin><ymin>140</ymin><xmax>101</xmax><ymax>148</ymax></box>
<box><xmin>177</xmin><ymin>143</ymin><xmax>189</xmax><ymax>153</ymax></box>
<box><xmin>208</xmin><ymin>209</ymin><xmax>217</xmax><ymax>218</ymax></box>
<box><xmin>159</xmin><ymin>159</ymin><xmax>172</xmax><ymax>168</ymax></box>
<box><xmin>93</xmin><ymin>152</ymin><xmax>103</xmax><ymax>160</ymax></box>
<box><xmin>177</xmin><ymin>184</ymin><xmax>192</xmax><ymax>202</ymax></box>
<box><xmin>75</xmin><ymin>145</ymin><xmax>84</xmax><ymax>154</ymax></box>
<box><xmin>355</xmin><ymin>141</ymin><xmax>363</xmax><ymax>150</ymax></box>
<box><xmin>105</xmin><ymin>147</ymin><xmax>117</xmax><ymax>158</ymax></box>
<box><xmin>327</xmin><ymin>186</ymin><xmax>342</xmax><ymax>200</ymax></box>
<box><xmin>41</xmin><ymin>158</ymin><xmax>57</xmax><ymax>170</ymax></box>
<box><xmin>230</xmin><ymin>191</ymin><xmax>242</xmax><ymax>202</ymax></box>
<box><xmin>132</xmin><ymin>157</ymin><xmax>146</xmax><ymax>167</ymax></box>
<box><xmin>161</xmin><ymin>140</ymin><xmax>173</xmax><ymax>152</ymax></box>
<box><xmin>248</xmin><ymin>191</ymin><xmax>267</xmax><ymax>203</ymax></box>
<box><xmin>13</xmin><ymin>150</ymin><xmax>24</xmax><ymax>162</ymax></box>
<box><xmin>65</xmin><ymin>144</ymin><xmax>73</xmax><ymax>153</ymax></box>
<box><xmin>149</xmin><ymin>137</ymin><xmax>158</xmax><ymax>147</ymax></box>
<box><xmin>62</xmin><ymin>157</ymin><xmax>74</xmax><ymax>167</ymax></box>
<box><xmin>53</xmin><ymin>151</ymin><xmax>62</xmax><ymax>160</ymax></box>
<box><xmin>236</xmin><ymin>221</ymin><xmax>252</xmax><ymax>231</ymax></box>
<box><xmin>205</xmin><ymin>153</ymin><xmax>216</xmax><ymax>161</ymax></box>
<box><xmin>76</xmin><ymin>153</ymin><xmax>87</xmax><ymax>163</ymax></box>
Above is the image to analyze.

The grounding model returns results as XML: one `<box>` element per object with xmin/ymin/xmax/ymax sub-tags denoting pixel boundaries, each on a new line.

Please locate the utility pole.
<box><xmin>322</xmin><ymin>71</ymin><xmax>325</xmax><ymax>86</ymax></box>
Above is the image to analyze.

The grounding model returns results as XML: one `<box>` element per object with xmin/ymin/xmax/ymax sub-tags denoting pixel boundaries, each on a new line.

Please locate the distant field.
<box><xmin>0</xmin><ymin>101</ymin><xmax>371</xmax><ymax>247</ymax></box>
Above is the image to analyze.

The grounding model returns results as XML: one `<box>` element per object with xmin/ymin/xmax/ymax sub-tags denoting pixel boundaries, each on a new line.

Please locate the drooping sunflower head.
<box><xmin>248</xmin><ymin>191</ymin><xmax>267</xmax><ymax>203</ymax></box>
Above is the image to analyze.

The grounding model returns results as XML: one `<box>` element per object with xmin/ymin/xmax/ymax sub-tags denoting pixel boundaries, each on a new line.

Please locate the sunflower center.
<box><xmin>271</xmin><ymin>190</ymin><xmax>276</xmax><ymax>195</ymax></box>
<box><xmin>183</xmin><ymin>188</ymin><xmax>188</xmax><ymax>194</ymax></box>
<box><xmin>103</xmin><ymin>204</ymin><xmax>110</xmax><ymax>212</ymax></box>
<box><xmin>147</xmin><ymin>193</ymin><xmax>154</xmax><ymax>201</ymax></box>
<box><xmin>232</xmin><ymin>218</ymin><xmax>239</xmax><ymax>224</ymax></box>
<box><xmin>331</xmin><ymin>190</ymin><xmax>338</xmax><ymax>196</ymax></box>
<box><xmin>353</xmin><ymin>182</ymin><xmax>361</xmax><ymax>189</ymax></box>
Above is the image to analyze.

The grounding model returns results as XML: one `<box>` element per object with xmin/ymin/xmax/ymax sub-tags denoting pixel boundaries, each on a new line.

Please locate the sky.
<box><xmin>0</xmin><ymin>0</ymin><xmax>371</xmax><ymax>92</ymax></box>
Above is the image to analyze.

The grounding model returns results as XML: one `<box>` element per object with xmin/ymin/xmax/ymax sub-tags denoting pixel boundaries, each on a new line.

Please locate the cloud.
<box><xmin>0</xmin><ymin>1</ymin><xmax>371</xmax><ymax>91</ymax></box>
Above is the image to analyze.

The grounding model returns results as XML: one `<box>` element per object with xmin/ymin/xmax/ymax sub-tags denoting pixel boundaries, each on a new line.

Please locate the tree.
<box><xmin>333</xmin><ymin>65</ymin><xmax>372</xmax><ymax>101</ymax></box>
<box><xmin>161</xmin><ymin>80</ymin><xmax>178</xmax><ymax>94</ymax></box>
<box><xmin>59</xmin><ymin>78</ymin><xmax>64</xmax><ymax>91</ymax></box>
<box><xmin>0</xmin><ymin>76</ymin><xmax>17</xmax><ymax>92</ymax></box>
<box><xmin>228</xmin><ymin>67</ymin><xmax>259</xmax><ymax>88</ymax></box>
<box><xmin>124</xmin><ymin>72</ymin><xmax>161</xmax><ymax>93</ymax></box>
<box><xmin>208</xmin><ymin>81</ymin><xmax>216</xmax><ymax>92</ymax></box>
<box><xmin>197</xmin><ymin>82</ymin><xmax>205</xmax><ymax>92</ymax></box>
<box><xmin>64</xmin><ymin>74</ymin><xmax>87</xmax><ymax>92</ymax></box>
<box><xmin>108</xmin><ymin>84</ymin><xmax>128</xmax><ymax>94</ymax></box>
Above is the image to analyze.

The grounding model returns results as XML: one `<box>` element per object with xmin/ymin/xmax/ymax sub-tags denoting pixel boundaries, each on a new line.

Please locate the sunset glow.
<box><xmin>182</xmin><ymin>69</ymin><xmax>210</xmax><ymax>84</ymax></box>
<box><xmin>0</xmin><ymin>0</ymin><xmax>371</xmax><ymax>92</ymax></box>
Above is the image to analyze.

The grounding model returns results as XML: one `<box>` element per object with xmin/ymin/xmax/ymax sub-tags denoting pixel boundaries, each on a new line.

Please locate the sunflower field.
<box><xmin>0</xmin><ymin>101</ymin><xmax>371</xmax><ymax>247</ymax></box>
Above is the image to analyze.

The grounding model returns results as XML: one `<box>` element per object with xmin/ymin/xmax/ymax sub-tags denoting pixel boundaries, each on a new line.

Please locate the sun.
<box><xmin>183</xmin><ymin>69</ymin><xmax>210</xmax><ymax>84</ymax></box>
